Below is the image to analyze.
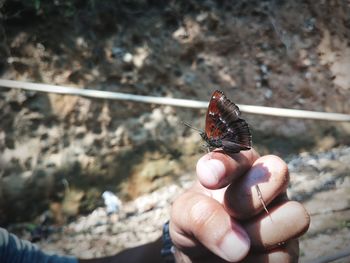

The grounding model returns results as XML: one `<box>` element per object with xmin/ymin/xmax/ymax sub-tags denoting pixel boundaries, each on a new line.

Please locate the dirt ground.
<box><xmin>1</xmin><ymin>0</ymin><xmax>350</xmax><ymax>262</ymax></box>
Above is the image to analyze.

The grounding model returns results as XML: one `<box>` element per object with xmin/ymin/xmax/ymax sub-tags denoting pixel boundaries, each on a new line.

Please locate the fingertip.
<box><xmin>245</xmin><ymin>201</ymin><xmax>310</xmax><ymax>251</ymax></box>
<box><xmin>218</xmin><ymin>220</ymin><xmax>251</xmax><ymax>262</ymax></box>
<box><xmin>224</xmin><ymin>154</ymin><xmax>290</xmax><ymax>219</ymax></box>
<box><xmin>219</xmin><ymin>232</ymin><xmax>250</xmax><ymax>262</ymax></box>
<box><xmin>196</xmin><ymin>156</ymin><xmax>225</xmax><ymax>189</ymax></box>
<box><xmin>196</xmin><ymin>149</ymin><xmax>259</xmax><ymax>190</ymax></box>
<box><xmin>260</xmin><ymin>155</ymin><xmax>289</xmax><ymax>181</ymax></box>
<box><xmin>186</xmin><ymin>194</ymin><xmax>251</xmax><ymax>262</ymax></box>
<box><xmin>288</xmin><ymin>201</ymin><xmax>311</xmax><ymax>234</ymax></box>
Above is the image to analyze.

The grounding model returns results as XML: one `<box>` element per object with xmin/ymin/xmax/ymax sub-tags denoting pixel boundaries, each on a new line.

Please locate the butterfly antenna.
<box><xmin>182</xmin><ymin>121</ymin><xmax>203</xmax><ymax>133</ymax></box>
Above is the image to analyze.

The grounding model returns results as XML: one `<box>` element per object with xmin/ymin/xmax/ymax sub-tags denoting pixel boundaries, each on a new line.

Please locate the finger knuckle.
<box><xmin>188</xmin><ymin>197</ymin><xmax>217</xmax><ymax>228</ymax></box>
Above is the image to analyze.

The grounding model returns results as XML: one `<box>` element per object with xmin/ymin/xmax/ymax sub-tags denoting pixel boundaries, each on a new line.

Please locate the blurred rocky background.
<box><xmin>0</xmin><ymin>0</ymin><xmax>350</xmax><ymax>262</ymax></box>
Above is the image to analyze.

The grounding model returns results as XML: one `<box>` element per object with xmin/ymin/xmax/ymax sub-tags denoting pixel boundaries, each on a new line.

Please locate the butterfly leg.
<box><xmin>199</xmin><ymin>143</ymin><xmax>209</xmax><ymax>153</ymax></box>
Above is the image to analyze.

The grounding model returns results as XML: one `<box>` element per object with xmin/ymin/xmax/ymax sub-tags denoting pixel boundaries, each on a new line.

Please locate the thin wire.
<box><xmin>1</xmin><ymin>79</ymin><xmax>350</xmax><ymax>122</ymax></box>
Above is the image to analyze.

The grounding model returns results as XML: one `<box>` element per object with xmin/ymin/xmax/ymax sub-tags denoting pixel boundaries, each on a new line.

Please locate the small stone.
<box><xmin>123</xmin><ymin>53</ymin><xmax>133</xmax><ymax>63</ymax></box>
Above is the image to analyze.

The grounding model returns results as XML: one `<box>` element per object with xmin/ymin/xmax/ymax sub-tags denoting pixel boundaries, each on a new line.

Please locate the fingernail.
<box><xmin>218</xmin><ymin>230</ymin><xmax>250</xmax><ymax>262</ymax></box>
<box><xmin>203</xmin><ymin>159</ymin><xmax>225</xmax><ymax>185</ymax></box>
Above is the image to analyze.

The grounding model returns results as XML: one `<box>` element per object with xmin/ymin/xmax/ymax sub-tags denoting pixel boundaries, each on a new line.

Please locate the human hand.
<box><xmin>169</xmin><ymin>149</ymin><xmax>310</xmax><ymax>263</ymax></box>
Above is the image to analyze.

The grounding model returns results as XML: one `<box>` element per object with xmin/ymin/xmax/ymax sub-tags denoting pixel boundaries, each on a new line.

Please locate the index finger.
<box><xmin>196</xmin><ymin>148</ymin><xmax>260</xmax><ymax>190</ymax></box>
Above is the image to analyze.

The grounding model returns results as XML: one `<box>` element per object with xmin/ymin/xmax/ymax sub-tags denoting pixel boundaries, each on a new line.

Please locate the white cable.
<box><xmin>0</xmin><ymin>79</ymin><xmax>206</xmax><ymax>108</ymax></box>
<box><xmin>1</xmin><ymin>79</ymin><xmax>350</xmax><ymax>122</ymax></box>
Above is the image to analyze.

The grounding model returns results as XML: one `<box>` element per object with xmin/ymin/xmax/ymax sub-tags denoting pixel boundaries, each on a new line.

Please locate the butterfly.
<box><xmin>200</xmin><ymin>90</ymin><xmax>252</xmax><ymax>154</ymax></box>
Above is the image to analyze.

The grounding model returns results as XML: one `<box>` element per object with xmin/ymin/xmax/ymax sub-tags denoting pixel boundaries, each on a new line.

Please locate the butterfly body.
<box><xmin>202</xmin><ymin>90</ymin><xmax>252</xmax><ymax>154</ymax></box>
<box><xmin>200</xmin><ymin>132</ymin><xmax>223</xmax><ymax>149</ymax></box>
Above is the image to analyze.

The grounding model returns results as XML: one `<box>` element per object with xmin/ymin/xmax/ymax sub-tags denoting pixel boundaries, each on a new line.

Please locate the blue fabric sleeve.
<box><xmin>0</xmin><ymin>227</ymin><xmax>78</xmax><ymax>263</ymax></box>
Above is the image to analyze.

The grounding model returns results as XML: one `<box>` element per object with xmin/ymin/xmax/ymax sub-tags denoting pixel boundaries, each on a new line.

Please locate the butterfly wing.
<box><xmin>205</xmin><ymin>90</ymin><xmax>251</xmax><ymax>153</ymax></box>
<box><xmin>221</xmin><ymin>118</ymin><xmax>251</xmax><ymax>152</ymax></box>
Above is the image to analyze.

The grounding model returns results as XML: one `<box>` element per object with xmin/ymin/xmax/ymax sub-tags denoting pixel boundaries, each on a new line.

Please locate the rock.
<box><xmin>102</xmin><ymin>191</ymin><xmax>122</xmax><ymax>214</ymax></box>
<box><xmin>122</xmin><ymin>53</ymin><xmax>133</xmax><ymax>63</ymax></box>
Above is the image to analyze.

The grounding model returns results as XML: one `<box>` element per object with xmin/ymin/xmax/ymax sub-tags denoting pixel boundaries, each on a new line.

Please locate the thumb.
<box><xmin>170</xmin><ymin>191</ymin><xmax>251</xmax><ymax>262</ymax></box>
